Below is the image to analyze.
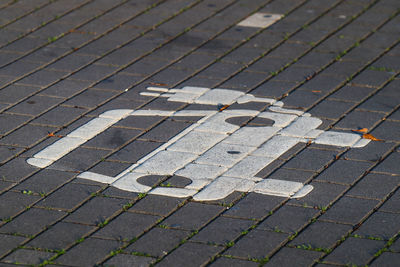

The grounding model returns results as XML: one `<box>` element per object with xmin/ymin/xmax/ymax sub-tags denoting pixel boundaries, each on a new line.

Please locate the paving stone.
<box><xmin>88</xmin><ymin>161</ymin><xmax>132</xmax><ymax>177</ymax></box>
<box><xmin>126</xmin><ymin>227</ymin><xmax>191</xmax><ymax>257</ymax></box>
<box><xmin>290</xmin><ymin>221</ymin><xmax>352</xmax><ymax>249</ymax></box>
<box><xmin>31</xmin><ymin>105</ymin><xmax>87</xmax><ymax>127</ymax></box>
<box><xmin>128</xmin><ymin>195</ymin><xmax>185</xmax><ymax>217</ymax></box>
<box><xmin>63</xmin><ymin>196</ymin><xmax>127</xmax><ymax>226</ymax></box>
<box><xmin>0</xmin><ymin>207</ymin><xmax>66</xmax><ymax>236</ymax></box>
<box><xmin>157</xmin><ymin>242</ymin><xmax>223</xmax><ymax>267</ymax></box>
<box><xmin>39</xmin><ymin>79</ymin><xmax>92</xmax><ymax>98</ymax></box>
<box><xmin>0</xmin><ymin>60</ymin><xmax>42</xmax><ymax>77</ymax></box>
<box><xmin>309</xmin><ymin>99</ymin><xmax>355</xmax><ymax>119</ymax></box>
<box><xmin>64</xmin><ymin>88</ymin><xmax>119</xmax><ymax>109</ymax></box>
<box><xmin>373</xmin><ymin>151</ymin><xmax>400</xmax><ymax>175</ymax></box>
<box><xmin>371</xmin><ymin>120</ymin><xmax>400</xmax><ymax>142</ymax></box>
<box><xmin>266</xmin><ymin>168</ymin><xmax>315</xmax><ymax>183</ymax></box>
<box><xmin>330</xmin><ymin>84</ymin><xmax>376</xmax><ymax>102</ymax></box>
<box><xmin>0</xmin><ymin>123</ymin><xmax>58</xmax><ymax>147</ymax></box>
<box><xmin>0</xmin><ymin>84</ymin><xmax>40</xmax><ymax>104</ymax></box>
<box><xmin>377</xmin><ymin>79</ymin><xmax>400</xmax><ymax>98</ymax></box>
<box><xmin>370</xmin><ymin>252</ymin><xmax>400</xmax><ymax>267</ymax></box>
<box><xmin>13</xmin><ymin>169</ymin><xmax>74</xmax><ymax>195</ymax></box>
<box><xmin>93</xmin><ymin>211</ymin><xmax>160</xmax><ymax>241</ymax></box>
<box><xmin>283</xmin><ymin>148</ymin><xmax>336</xmax><ymax>172</ymax></box>
<box><xmin>224</xmin><ymin>193</ymin><xmax>284</xmax><ymax>220</ymax></box>
<box><xmin>191</xmin><ymin>216</ymin><xmax>254</xmax><ymax>246</ymax></box>
<box><xmin>103</xmin><ymin>253</ymin><xmax>156</xmax><ymax>267</ymax></box>
<box><xmin>2</xmin><ymin>248</ymin><xmax>56</xmax><ymax>265</ymax></box>
<box><xmin>358</xmin><ymin>94</ymin><xmax>399</xmax><ymax>113</ymax></box>
<box><xmin>343</xmin><ymin>140</ymin><xmax>395</xmax><ymax>162</ymax></box>
<box><xmin>265</xmin><ymin>247</ymin><xmax>323</xmax><ymax>266</ymax></box>
<box><xmin>0</xmin><ymin>234</ymin><xmax>27</xmax><ymax>257</ymax></box>
<box><xmin>47</xmin><ymin>146</ymin><xmax>109</xmax><ymax>172</ymax></box>
<box><xmin>334</xmin><ymin>109</ymin><xmax>385</xmax><ymax>130</ymax></box>
<box><xmin>7</xmin><ymin>95</ymin><xmax>63</xmax><ymax>116</ymax></box>
<box><xmin>36</xmin><ymin>182</ymin><xmax>103</xmax><ymax>211</ymax></box>
<box><xmin>162</xmin><ymin>202</ymin><xmax>225</xmax><ymax>231</ymax></box>
<box><xmin>70</xmin><ymin>64</ymin><xmax>119</xmax><ymax>82</ymax></box>
<box><xmin>16</xmin><ymin>69</ymin><xmax>68</xmax><ymax>87</ymax></box>
<box><xmin>282</xmin><ymin>89</ymin><xmax>325</xmax><ymax>109</ymax></box>
<box><xmin>252</xmin><ymin>80</ymin><xmax>297</xmax><ymax>98</ymax></box>
<box><xmin>95</xmin><ymin>73</ymin><xmax>145</xmax><ymax>91</ymax></box>
<box><xmin>0</xmin><ymin>191</ymin><xmax>40</xmax><ymax>221</ymax></box>
<box><xmin>140</xmin><ymin>120</ymin><xmax>192</xmax><ymax>142</ymax></box>
<box><xmin>350</xmin><ymin>69</ymin><xmax>393</xmax><ymax>88</ymax></box>
<box><xmin>0</xmin><ymin>181</ymin><xmax>15</xmax><ymax>195</ymax></box>
<box><xmin>220</xmin><ymin>71</ymin><xmax>269</xmax><ymax>90</ymax></box>
<box><xmin>347</xmin><ymin>173</ymin><xmax>399</xmax><ymax>200</ymax></box>
<box><xmin>0</xmin><ymin>145</ymin><xmax>23</xmax><ymax>164</ymax></box>
<box><xmin>289</xmin><ymin>181</ymin><xmax>349</xmax><ymax>208</ymax></box>
<box><xmin>210</xmin><ymin>257</ymin><xmax>259</xmax><ymax>267</ymax></box>
<box><xmin>354</xmin><ymin>211</ymin><xmax>400</xmax><ymax>240</ymax></box>
<box><xmin>55</xmin><ymin>237</ymin><xmax>124</xmax><ymax>266</ymax></box>
<box><xmin>224</xmin><ymin>229</ymin><xmax>288</xmax><ymax>259</ymax></box>
<box><xmin>0</xmin><ymin>158</ymin><xmax>38</xmax><ymax>183</ymax></box>
<box><xmin>83</xmin><ymin>127</ymin><xmax>142</xmax><ymax>150</ymax></box>
<box><xmin>323</xmin><ymin>237</ymin><xmax>385</xmax><ymax>266</ymax></box>
<box><xmin>26</xmin><ymin>221</ymin><xmax>94</xmax><ymax>251</ymax></box>
<box><xmin>258</xmin><ymin>205</ymin><xmax>319</xmax><ymax>234</ymax></box>
<box><xmin>315</xmin><ymin>159</ymin><xmax>372</xmax><ymax>185</ymax></box>
<box><xmin>380</xmin><ymin>189</ymin><xmax>400</xmax><ymax>214</ymax></box>
<box><xmin>320</xmin><ymin>196</ymin><xmax>379</xmax><ymax>225</ymax></box>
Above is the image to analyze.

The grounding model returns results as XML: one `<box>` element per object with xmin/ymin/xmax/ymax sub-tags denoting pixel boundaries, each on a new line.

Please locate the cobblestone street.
<box><xmin>0</xmin><ymin>0</ymin><xmax>399</xmax><ymax>266</ymax></box>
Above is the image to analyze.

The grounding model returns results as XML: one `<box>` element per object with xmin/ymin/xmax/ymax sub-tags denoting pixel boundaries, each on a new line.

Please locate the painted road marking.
<box><xmin>237</xmin><ymin>13</ymin><xmax>283</xmax><ymax>28</ymax></box>
<box><xmin>27</xmin><ymin>87</ymin><xmax>371</xmax><ymax>200</ymax></box>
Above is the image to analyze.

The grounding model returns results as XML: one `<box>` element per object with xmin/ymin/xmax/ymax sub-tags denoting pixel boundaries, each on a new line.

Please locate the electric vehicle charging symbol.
<box><xmin>27</xmin><ymin>87</ymin><xmax>370</xmax><ymax>200</ymax></box>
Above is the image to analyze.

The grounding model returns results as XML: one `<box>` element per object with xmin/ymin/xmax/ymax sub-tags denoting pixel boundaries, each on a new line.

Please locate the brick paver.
<box><xmin>0</xmin><ymin>0</ymin><xmax>399</xmax><ymax>266</ymax></box>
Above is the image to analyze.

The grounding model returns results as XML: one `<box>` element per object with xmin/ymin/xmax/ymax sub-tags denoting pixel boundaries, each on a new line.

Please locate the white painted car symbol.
<box><xmin>27</xmin><ymin>87</ymin><xmax>370</xmax><ymax>200</ymax></box>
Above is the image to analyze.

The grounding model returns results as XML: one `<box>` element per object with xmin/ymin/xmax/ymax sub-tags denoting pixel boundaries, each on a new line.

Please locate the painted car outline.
<box><xmin>27</xmin><ymin>87</ymin><xmax>370</xmax><ymax>200</ymax></box>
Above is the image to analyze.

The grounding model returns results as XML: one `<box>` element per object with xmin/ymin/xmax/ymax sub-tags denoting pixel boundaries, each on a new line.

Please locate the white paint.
<box><xmin>33</xmin><ymin>137</ymin><xmax>86</xmax><ymax>161</ymax></box>
<box><xmin>195</xmin><ymin>142</ymin><xmax>256</xmax><ymax>167</ymax></box>
<box><xmin>314</xmin><ymin>131</ymin><xmax>361</xmax><ymax>147</ymax></box>
<box><xmin>175</xmin><ymin>163</ymin><xmax>227</xmax><ymax>180</ymax></box>
<box><xmin>193</xmin><ymin>176</ymin><xmax>256</xmax><ymax>201</ymax></box>
<box><xmin>134</xmin><ymin>150</ymin><xmax>198</xmax><ymax>175</ymax></box>
<box><xmin>78</xmin><ymin>171</ymin><xmax>116</xmax><ymax>184</ymax></box>
<box><xmin>279</xmin><ymin>116</ymin><xmax>322</xmax><ymax>138</ymax></box>
<box><xmin>252</xmin><ymin>179</ymin><xmax>304</xmax><ymax>198</ymax></box>
<box><xmin>252</xmin><ymin>135</ymin><xmax>302</xmax><ymax>158</ymax></box>
<box><xmin>167</xmin><ymin>131</ymin><xmax>227</xmax><ymax>154</ymax></box>
<box><xmin>223</xmin><ymin>155</ymin><xmax>273</xmax><ymax>180</ymax></box>
<box><xmin>27</xmin><ymin>86</ymin><xmax>371</xmax><ymax>201</ymax></box>
<box><xmin>222</xmin><ymin>126</ymin><xmax>279</xmax><ymax>147</ymax></box>
<box><xmin>67</xmin><ymin>117</ymin><xmax>123</xmax><ymax>139</ymax></box>
<box><xmin>237</xmin><ymin>13</ymin><xmax>283</xmax><ymax>28</ymax></box>
<box><xmin>195</xmin><ymin>89</ymin><xmax>244</xmax><ymax>105</ymax></box>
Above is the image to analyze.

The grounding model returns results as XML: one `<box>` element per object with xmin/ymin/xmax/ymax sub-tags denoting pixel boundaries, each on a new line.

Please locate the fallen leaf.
<box><xmin>311</xmin><ymin>90</ymin><xmax>321</xmax><ymax>93</ymax></box>
<box><xmin>362</xmin><ymin>133</ymin><xmax>382</xmax><ymax>141</ymax></box>
<box><xmin>149</xmin><ymin>82</ymin><xmax>168</xmax><ymax>86</ymax></box>
<box><xmin>47</xmin><ymin>132</ymin><xmax>62</xmax><ymax>138</ymax></box>
<box><xmin>352</xmin><ymin>128</ymin><xmax>368</xmax><ymax>133</ymax></box>
<box><xmin>217</xmin><ymin>104</ymin><xmax>229</xmax><ymax>111</ymax></box>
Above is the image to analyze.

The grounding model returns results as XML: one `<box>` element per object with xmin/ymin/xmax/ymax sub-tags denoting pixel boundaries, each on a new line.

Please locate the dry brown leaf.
<box><xmin>218</xmin><ymin>104</ymin><xmax>230</xmax><ymax>111</ymax></box>
<box><xmin>311</xmin><ymin>90</ymin><xmax>321</xmax><ymax>93</ymax></box>
<box><xmin>362</xmin><ymin>133</ymin><xmax>382</xmax><ymax>141</ymax></box>
<box><xmin>149</xmin><ymin>82</ymin><xmax>168</xmax><ymax>86</ymax></box>
<box><xmin>352</xmin><ymin>128</ymin><xmax>368</xmax><ymax>133</ymax></box>
<box><xmin>47</xmin><ymin>132</ymin><xmax>62</xmax><ymax>138</ymax></box>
